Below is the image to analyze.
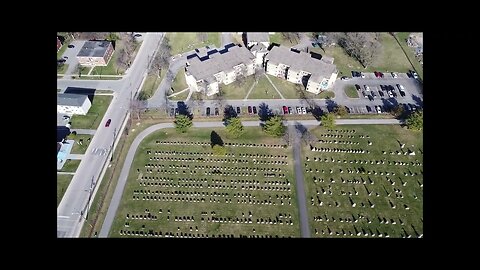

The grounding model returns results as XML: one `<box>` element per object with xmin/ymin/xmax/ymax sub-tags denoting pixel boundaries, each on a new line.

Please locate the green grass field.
<box><xmin>59</xmin><ymin>159</ymin><xmax>81</xmax><ymax>173</ymax></box>
<box><xmin>57</xmin><ymin>174</ymin><xmax>73</xmax><ymax>206</ymax></box>
<box><xmin>395</xmin><ymin>32</ymin><xmax>423</xmax><ymax>80</ymax></box>
<box><xmin>169</xmin><ymin>89</ymin><xmax>190</xmax><ymax>101</ymax></box>
<box><xmin>344</xmin><ymin>85</ymin><xmax>359</xmax><ymax>98</ymax></box>
<box><xmin>140</xmin><ymin>73</ymin><xmax>163</xmax><ymax>100</ymax></box>
<box><xmin>266</xmin><ymin>75</ymin><xmax>335</xmax><ymax>100</ymax></box>
<box><xmin>70</xmin><ymin>95</ymin><xmax>113</xmax><ymax>129</ymax></box>
<box><xmin>167</xmin><ymin>32</ymin><xmax>221</xmax><ymax>55</ymax></box>
<box><xmin>57</xmin><ymin>63</ymin><xmax>69</xmax><ymax>74</ymax></box>
<box><xmin>110</xmin><ymin>127</ymin><xmax>300</xmax><ymax>238</ymax></box>
<box><xmin>69</xmin><ymin>134</ymin><xmax>93</xmax><ymax>154</ymax></box>
<box><xmin>247</xmin><ymin>75</ymin><xmax>281</xmax><ymax>99</ymax></box>
<box><xmin>91</xmin><ymin>51</ymin><xmax>120</xmax><ymax>75</ymax></box>
<box><xmin>270</xmin><ymin>33</ymin><xmax>298</xmax><ymax>47</ymax></box>
<box><xmin>303</xmin><ymin>125</ymin><xmax>423</xmax><ymax>237</ymax></box>
<box><xmin>171</xmin><ymin>70</ymin><xmax>189</xmax><ymax>93</ymax></box>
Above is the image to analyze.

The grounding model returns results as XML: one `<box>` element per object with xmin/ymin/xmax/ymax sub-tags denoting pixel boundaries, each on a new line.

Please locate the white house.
<box><xmin>185</xmin><ymin>43</ymin><xmax>255</xmax><ymax>96</ymax></box>
<box><xmin>57</xmin><ymin>93</ymin><xmax>91</xmax><ymax>115</ymax></box>
<box><xmin>264</xmin><ymin>45</ymin><xmax>338</xmax><ymax>94</ymax></box>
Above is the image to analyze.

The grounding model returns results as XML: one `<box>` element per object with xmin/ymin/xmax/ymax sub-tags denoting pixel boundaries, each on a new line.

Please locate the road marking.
<box><xmin>58</xmin><ymin>215</ymin><xmax>71</xmax><ymax>219</ymax></box>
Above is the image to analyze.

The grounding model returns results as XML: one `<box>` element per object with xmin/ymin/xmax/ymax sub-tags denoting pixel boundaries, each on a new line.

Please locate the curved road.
<box><xmin>99</xmin><ymin>118</ymin><xmax>401</xmax><ymax>237</ymax></box>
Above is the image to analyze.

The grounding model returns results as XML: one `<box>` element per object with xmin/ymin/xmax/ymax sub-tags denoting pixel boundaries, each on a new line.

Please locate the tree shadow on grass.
<box><xmin>210</xmin><ymin>131</ymin><xmax>224</xmax><ymax>147</ymax></box>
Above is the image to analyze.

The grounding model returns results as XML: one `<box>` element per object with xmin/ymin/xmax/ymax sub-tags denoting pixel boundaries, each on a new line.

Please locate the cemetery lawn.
<box><xmin>110</xmin><ymin>127</ymin><xmax>301</xmax><ymax>238</ymax></box>
<box><xmin>302</xmin><ymin>125</ymin><xmax>423</xmax><ymax>237</ymax></box>
<box><xmin>57</xmin><ymin>174</ymin><xmax>73</xmax><ymax>206</ymax></box>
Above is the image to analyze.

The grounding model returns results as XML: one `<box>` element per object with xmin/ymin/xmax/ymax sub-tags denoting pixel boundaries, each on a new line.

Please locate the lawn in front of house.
<box><xmin>70</xmin><ymin>95</ymin><xmax>113</xmax><ymax>129</ymax></box>
<box><xmin>266</xmin><ymin>75</ymin><xmax>335</xmax><ymax>100</ymax></box>
<box><xmin>57</xmin><ymin>174</ymin><xmax>73</xmax><ymax>206</ymax></box>
<box><xmin>59</xmin><ymin>159</ymin><xmax>81</xmax><ymax>173</ymax></box>
<box><xmin>344</xmin><ymin>85</ymin><xmax>359</xmax><ymax>98</ymax></box>
<box><xmin>303</xmin><ymin>125</ymin><xmax>423</xmax><ymax>237</ymax></box>
<box><xmin>168</xmin><ymin>89</ymin><xmax>190</xmax><ymax>101</ymax></box>
<box><xmin>57</xmin><ymin>63</ymin><xmax>69</xmax><ymax>74</ymax></box>
<box><xmin>167</xmin><ymin>32</ymin><xmax>221</xmax><ymax>55</ymax></box>
<box><xmin>91</xmin><ymin>51</ymin><xmax>121</xmax><ymax>75</ymax></box>
<box><xmin>68</xmin><ymin>134</ymin><xmax>93</xmax><ymax>154</ymax></box>
<box><xmin>109</xmin><ymin>127</ymin><xmax>300</xmax><ymax>238</ymax></box>
<box><xmin>246</xmin><ymin>75</ymin><xmax>281</xmax><ymax>99</ymax></box>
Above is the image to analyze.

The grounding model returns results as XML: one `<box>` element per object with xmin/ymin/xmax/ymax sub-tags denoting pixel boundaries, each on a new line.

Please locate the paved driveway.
<box><xmin>59</xmin><ymin>40</ymin><xmax>86</xmax><ymax>77</ymax></box>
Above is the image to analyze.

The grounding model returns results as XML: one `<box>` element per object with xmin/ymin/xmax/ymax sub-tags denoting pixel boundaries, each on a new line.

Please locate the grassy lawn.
<box><xmin>57</xmin><ymin>40</ymin><xmax>71</xmax><ymax>59</ymax></box>
<box><xmin>167</xmin><ymin>32</ymin><xmax>221</xmax><ymax>55</ymax></box>
<box><xmin>109</xmin><ymin>127</ymin><xmax>300</xmax><ymax>238</ymax></box>
<box><xmin>395</xmin><ymin>32</ymin><xmax>423</xmax><ymax>81</ymax></box>
<box><xmin>303</xmin><ymin>125</ymin><xmax>423</xmax><ymax>237</ymax></box>
<box><xmin>266</xmin><ymin>75</ymin><xmax>334</xmax><ymax>100</ymax></box>
<box><xmin>169</xmin><ymin>89</ymin><xmax>190</xmax><ymax>101</ymax></box>
<box><xmin>57</xmin><ymin>174</ymin><xmax>73</xmax><ymax>206</ymax></box>
<box><xmin>68</xmin><ymin>134</ymin><xmax>93</xmax><ymax>154</ymax></box>
<box><xmin>140</xmin><ymin>72</ymin><xmax>163</xmax><ymax>99</ymax></box>
<box><xmin>247</xmin><ymin>75</ymin><xmax>281</xmax><ymax>99</ymax></box>
<box><xmin>270</xmin><ymin>33</ymin><xmax>298</xmax><ymax>47</ymax></box>
<box><xmin>70</xmin><ymin>95</ymin><xmax>113</xmax><ymax>129</ymax></box>
<box><xmin>312</xmin><ymin>33</ymin><xmax>414</xmax><ymax>77</ymax></box>
<box><xmin>74</xmin><ymin>65</ymin><xmax>91</xmax><ymax>77</ymax></box>
<box><xmin>170</xmin><ymin>70</ymin><xmax>189</xmax><ymax>93</ymax></box>
<box><xmin>95</xmin><ymin>89</ymin><xmax>115</xmax><ymax>94</ymax></box>
<box><xmin>59</xmin><ymin>159</ymin><xmax>81</xmax><ymax>173</ymax></box>
<box><xmin>57</xmin><ymin>63</ymin><xmax>69</xmax><ymax>74</ymax></box>
<box><xmin>344</xmin><ymin>85</ymin><xmax>359</xmax><ymax>98</ymax></box>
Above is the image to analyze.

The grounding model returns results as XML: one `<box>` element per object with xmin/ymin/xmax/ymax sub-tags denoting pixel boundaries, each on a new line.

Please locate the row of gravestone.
<box><xmin>310</xmin><ymin>146</ymin><xmax>369</xmax><ymax>154</ymax></box>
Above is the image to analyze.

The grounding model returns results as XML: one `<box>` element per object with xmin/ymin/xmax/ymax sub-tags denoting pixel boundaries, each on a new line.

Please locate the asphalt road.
<box><xmin>57</xmin><ymin>33</ymin><xmax>164</xmax><ymax>238</ymax></box>
<box><xmin>99</xmin><ymin>118</ymin><xmax>401</xmax><ymax>237</ymax></box>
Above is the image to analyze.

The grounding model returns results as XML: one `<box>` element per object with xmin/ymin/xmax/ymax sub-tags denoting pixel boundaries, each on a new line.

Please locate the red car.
<box><xmin>282</xmin><ymin>106</ymin><xmax>289</xmax><ymax>114</ymax></box>
<box><xmin>105</xmin><ymin>119</ymin><xmax>112</xmax><ymax>127</ymax></box>
<box><xmin>374</xmin><ymin>71</ymin><xmax>384</xmax><ymax>78</ymax></box>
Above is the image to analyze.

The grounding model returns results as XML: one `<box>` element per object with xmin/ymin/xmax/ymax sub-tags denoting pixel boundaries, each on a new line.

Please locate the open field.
<box><xmin>167</xmin><ymin>32</ymin><xmax>221</xmax><ymax>55</ymax></box>
<box><xmin>302</xmin><ymin>125</ymin><xmax>423</xmax><ymax>237</ymax></box>
<box><xmin>110</xmin><ymin>127</ymin><xmax>300</xmax><ymax>238</ymax></box>
<box><xmin>267</xmin><ymin>75</ymin><xmax>335</xmax><ymax>100</ymax></box>
<box><xmin>57</xmin><ymin>174</ymin><xmax>73</xmax><ymax>206</ymax></box>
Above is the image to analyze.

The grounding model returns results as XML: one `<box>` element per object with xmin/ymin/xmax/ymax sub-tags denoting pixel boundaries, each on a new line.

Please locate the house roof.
<box><xmin>57</xmin><ymin>93</ymin><xmax>88</xmax><ymax>107</ymax></box>
<box><xmin>265</xmin><ymin>45</ymin><xmax>337</xmax><ymax>82</ymax></box>
<box><xmin>247</xmin><ymin>32</ymin><xmax>270</xmax><ymax>43</ymax></box>
<box><xmin>77</xmin><ymin>40</ymin><xmax>112</xmax><ymax>58</ymax></box>
<box><xmin>185</xmin><ymin>43</ymin><xmax>255</xmax><ymax>83</ymax></box>
<box><xmin>250</xmin><ymin>42</ymin><xmax>267</xmax><ymax>53</ymax></box>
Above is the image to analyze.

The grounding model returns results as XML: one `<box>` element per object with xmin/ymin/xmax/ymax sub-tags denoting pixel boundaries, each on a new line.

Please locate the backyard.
<box><xmin>109</xmin><ymin>127</ymin><xmax>300</xmax><ymax>237</ymax></box>
<box><xmin>59</xmin><ymin>159</ymin><xmax>81</xmax><ymax>173</ymax></box>
<box><xmin>70</xmin><ymin>95</ymin><xmax>113</xmax><ymax>129</ymax></box>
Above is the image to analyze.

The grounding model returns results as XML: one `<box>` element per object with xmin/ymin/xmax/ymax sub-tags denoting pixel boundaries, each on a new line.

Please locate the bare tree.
<box><xmin>151</xmin><ymin>37</ymin><xmax>172</xmax><ymax>78</ymax></box>
<box><xmin>281</xmin><ymin>32</ymin><xmax>300</xmax><ymax>43</ymax></box>
<box><xmin>339</xmin><ymin>32</ymin><xmax>382</xmax><ymax>68</ymax></box>
<box><xmin>130</xmin><ymin>98</ymin><xmax>143</xmax><ymax>121</ymax></box>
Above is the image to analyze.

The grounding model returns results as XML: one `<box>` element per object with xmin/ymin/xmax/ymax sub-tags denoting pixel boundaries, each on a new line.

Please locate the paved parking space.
<box><xmin>58</xmin><ymin>40</ymin><xmax>86</xmax><ymax>76</ymax></box>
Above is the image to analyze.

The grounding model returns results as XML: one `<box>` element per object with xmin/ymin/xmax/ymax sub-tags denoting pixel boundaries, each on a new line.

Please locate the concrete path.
<box><xmin>58</xmin><ymin>172</ymin><xmax>76</xmax><ymax>175</ymax></box>
<box><xmin>99</xmin><ymin>118</ymin><xmax>401</xmax><ymax>237</ymax></box>
<box><xmin>67</xmin><ymin>154</ymin><xmax>84</xmax><ymax>160</ymax></box>
<box><xmin>243</xmin><ymin>80</ymin><xmax>258</xmax><ymax>100</ymax></box>
<box><xmin>289</xmin><ymin>124</ymin><xmax>311</xmax><ymax>237</ymax></box>
<box><xmin>264</xmin><ymin>74</ymin><xmax>286</xmax><ymax>100</ymax></box>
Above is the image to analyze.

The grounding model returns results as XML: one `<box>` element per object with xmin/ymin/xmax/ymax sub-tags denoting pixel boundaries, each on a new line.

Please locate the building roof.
<box><xmin>247</xmin><ymin>32</ymin><xmax>270</xmax><ymax>43</ymax></box>
<box><xmin>186</xmin><ymin>43</ymin><xmax>255</xmax><ymax>83</ymax></box>
<box><xmin>265</xmin><ymin>45</ymin><xmax>337</xmax><ymax>82</ymax></box>
<box><xmin>57</xmin><ymin>93</ymin><xmax>88</xmax><ymax>107</ymax></box>
<box><xmin>77</xmin><ymin>40</ymin><xmax>112</xmax><ymax>58</ymax></box>
<box><xmin>250</xmin><ymin>42</ymin><xmax>267</xmax><ymax>53</ymax></box>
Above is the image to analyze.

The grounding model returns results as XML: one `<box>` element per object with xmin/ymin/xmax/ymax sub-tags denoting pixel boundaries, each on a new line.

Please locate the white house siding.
<box><xmin>206</xmin><ymin>82</ymin><xmax>219</xmax><ymax>96</ymax></box>
<box><xmin>327</xmin><ymin>72</ymin><xmax>338</xmax><ymax>88</ymax></box>
<box><xmin>185</xmin><ymin>72</ymin><xmax>200</xmax><ymax>92</ymax></box>
<box><xmin>81</xmin><ymin>99</ymin><xmax>92</xmax><ymax>115</ymax></box>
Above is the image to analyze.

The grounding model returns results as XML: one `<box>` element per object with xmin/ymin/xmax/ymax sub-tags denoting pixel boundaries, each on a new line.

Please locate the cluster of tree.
<box><xmin>338</xmin><ymin>32</ymin><xmax>382</xmax><ymax>68</ymax></box>
<box><xmin>406</xmin><ymin>110</ymin><xmax>423</xmax><ymax>131</ymax></box>
<box><xmin>263</xmin><ymin>116</ymin><xmax>286</xmax><ymax>137</ymax></box>
<box><xmin>117</xmin><ymin>33</ymin><xmax>138</xmax><ymax>71</ymax></box>
<box><xmin>225</xmin><ymin>117</ymin><xmax>244</xmax><ymax>138</ymax></box>
<box><xmin>320</xmin><ymin>113</ymin><xmax>335</xmax><ymax>129</ymax></box>
<box><xmin>150</xmin><ymin>37</ymin><xmax>172</xmax><ymax>77</ymax></box>
<box><xmin>333</xmin><ymin>105</ymin><xmax>348</xmax><ymax>117</ymax></box>
<box><xmin>174</xmin><ymin>114</ymin><xmax>192</xmax><ymax>133</ymax></box>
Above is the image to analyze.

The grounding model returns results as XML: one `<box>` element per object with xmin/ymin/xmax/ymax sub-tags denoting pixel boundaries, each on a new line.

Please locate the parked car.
<box><xmin>376</xmin><ymin>106</ymin><xmax>382</xmax><ymax>114</ymax></box>
<box><xmin>302</xmin><ymin>107</ymin><xmax>307</xmax><ymax>114</ymax></box>
<box><xmin>411</xmin><ymin>70</ymin><xmax>419</xmax><ymax>79</ymax></box>
<box><xmin>399</xmin><ymin>90</ymin><xmax>406</xmax><ymax>97</ymax></box>
<box><xmin>366</xmin><ymin>105</ymin><xmax>372</xmax><ymax>113</ymax></box>
<box><xmin>340</xmin><ymin>76</ymin><xmax>350</xmax><ymax>81</ymax></box>
<box><xmin>391</xmin><ymin>72</ymin><xmax>398</xmax><ymax>78</ymax></box>
<box><xmin>379</xmin><ymin>85</ymin><xmax>387</xmax><ymax>91</ymax></box>
<box><xmin>105</xmin><ymin>119</ymin><xmax>112</xmax><ymax>127</ymax></box>
<box><xmin>362</xmin><ymin>91</ymin><xmax>368</xmax><ymax>98</ymax></box>
<box><xmin>236</xmin><ymin>106</ymin><xmax>241</xmax><ymax>114</ymax></box>
<box><xmin>63</xmin><ymin>56</ymin><xmax>68</xmax><ymax>59</ymax></box>
<box><xmin>288</xmin><ymin>107</ymin><xmax>293</xmax><ymax>114</ymax></box>
<box><xmin>248</xmin><ymin>106</ymin><xmax>252</xmax><ymax>114</ymax></box>
<box><xmin>364</xmin><ymin>85</ymin><xmax>370</xmax><ymax>91</ymax></box>
<box><xmin>344</xmin><ymin>106</ymin><xmax>351</xmax><ymax>114</ymax></box>
<box><xmin>374</xmin><ymin>71</ymin><xmax>384</xmax><ymax>78</ymax></box>
<box><xmin>387</xmin><ymin>90</ymin><xmax>394</xmax><ymax>98</ymax></box>
<box><xmin>215</xmin><ymin>107</ymin><xmax>219</xmax><ymax>116</ymax></box>
<box><xmin>206</xmin><ymin>107</ymin><xmax>211</xmax><ymax>116</ymax></box>
<box><xmin>175</xmin><ymin>108</ymin><xmax>179</xmax><ymax>115</ymax></box>
<box><xmin>378</xmin><ymin>90</ymin><xmax>384</xmax><ymax>97</ymax></box>
<box><xmin>252</xmin><ymin>106</ymin><xmax>257</xmax><ymax>114</ymax></box>
<box><xmin>371</xmin><ymin>91</ymin><xmax>377</xmax><ymax>99</ymax></box>
<box><xmin>67</xmin><ymin>44</ymin><xmax>75</xmax><ymax>48</ymax></box>
<box><xmin>355</xmin><ymin>84</ymin><xmax>361</xmax><ymax>91</ymax></box>
<box><xmin>295</xmin><ymin>107</ymin><xmax>300</xmax><ymax>114</ymax></box>
<box><xmin>391</xmin><ymin>90</ymin><xmax>397</xmax><ymax>97</ymax></box>
<box><xmin>352</xmin><ymin>71</ymin><xmax>364</xmax><ymax>78</ymax></box>
<box><xmin>397</xmin><ymin>84</ymin><xmax>405</xmax><ymax>91</ymax></box>
<box><xmin>368</xmin><ymin>95</ymin><xmax>374</xmax><ymax>101</ymax></box>
<box><xmin>283</xmin><ymin>106</ymin><xmax>289</xmax><ymax>114</ymax></box>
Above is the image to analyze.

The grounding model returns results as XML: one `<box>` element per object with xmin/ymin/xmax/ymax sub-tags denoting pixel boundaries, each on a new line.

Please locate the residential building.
<box><xmin>57</xmin><ymin>93</ymin><xmax>91</xmax><ymax>115</ymax></box>
<box><xmin>57</xmin><ymin>37</ymin><xmax>62</xmax><ymax>52</ymax></box>
<box><xmin>185</xmin><ymin>43</ymin><xmax>255</xmax><ymax>96</ymax></box>
<box><xmin>246</xmin><ymin>32</ymin><xmax>270</xmax><ymax>49</ymax></box>
<box><xmin>76</xmin><ymin>40</ymin><xmax>114</xmax><ymax>67</ymax></box>
<box><xmin>264</xmin><ymin>45</ymin><xmax>337</xmax><ymax>94</ymax></box>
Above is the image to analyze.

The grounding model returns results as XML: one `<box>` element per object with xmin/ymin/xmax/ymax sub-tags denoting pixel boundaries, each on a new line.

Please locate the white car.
<box><xmin>397</xmin><ymin>84</ymin><xmax>405</xmax><ymax>91</ymax></box>
<box><xmin>302</xmin><ymin>107</ymin><xmax>307</xmax><ymax>114</ymax></box>
<box><xmin>296</xmin><ymin>107</ymin><xmax>302</xmax><ymax>114</ymax></box>
<box><xmin>364</xmin><ymin>85</ymin><xmax>370</xmax><ymax>91</ymax></box>
<box><xmin>391</xmin><ymin>72</ymin><xmax>398</xmax><ymax>78</ymax></box>
<box><xmin>376</xmin><ymin>106</ymin><xmax>382</xmax><ymax>114</ymax></box>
